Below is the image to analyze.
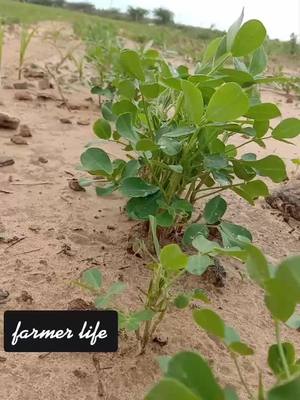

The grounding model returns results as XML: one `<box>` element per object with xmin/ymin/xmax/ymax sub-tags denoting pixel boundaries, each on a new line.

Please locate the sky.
<box><xmin>91</xmin><ymin>0</ymin><xmax>300</xmax><ymax>41</ymax></box>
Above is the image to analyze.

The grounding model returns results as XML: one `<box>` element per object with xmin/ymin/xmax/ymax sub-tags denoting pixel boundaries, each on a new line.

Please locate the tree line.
<box><xmin>20</xmin><ymin>0</ymin><xmax>175</xmax><ymax>25</ymax></box>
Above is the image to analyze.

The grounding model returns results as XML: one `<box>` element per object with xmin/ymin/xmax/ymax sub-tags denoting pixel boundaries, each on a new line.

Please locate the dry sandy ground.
<box><xmin>0</xmin><ymin>22</ymin><xmax>300</xmax><ymax>400</ymax></box>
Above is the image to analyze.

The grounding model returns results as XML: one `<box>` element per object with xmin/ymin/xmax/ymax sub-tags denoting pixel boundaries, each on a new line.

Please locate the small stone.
<box><xmin>60</xmin><ymin>117</ymin><xmax>72</xmax><ymax>124</ymax></box>
<box><xmin>19</xmin><ymin>124</ymin><xmax>32</xmax><ymax>137</ymax></box>
<box><xmin>2</xmin><ymin>84</ymin><xmax>13</xmax><ymax>90</ymax></box>
<box><xmin>38</xmin><ymin>78</ymin><xmax>51</xmax><ymax>90</ymax></box>
<box><xmin>23</xmin><ymin>68</ymin><xmax>45</xmax><ymax>79</ymax></box>
<box><xmin>38</xmin><ymin>156</ymin><xmax>48</xmax><ymax>164</ymax></box>
<box><xmin>29</xmin><ymin>225</ymin><xmax>41</xmax><ymax>233</ymax></box>
<box><xmin>68</xmin><ymin>179</ymin><xmax>85</xmax><ymax>192</ymax></box>
<box><xmin>68</xmin><ymin>298</ymin><xmax>96</xmax><ymax>311</ymax></box>
<box><xmin>37</xmin><ymin>91</ymin><xmax>57</xmax><ymax>101</ymax></box>
<box><xmin>0</xmin><ymin>289</ymin><xmax>9</xmax><ymax>304</ymax></box>
<box><xmin>68</xmin><ymin>102</ymin><xmax>89</xmax><ymax>111</ymax></box>
<box><xmin>0</xmin><ymin>112</ymin><xmax>20</xmax><ymax>129</ymax></box>
<box><xmin>16</xmin><ymin>290</ymin><xmax>33</xmax><ymax>304</ymax></box>
<box><xmin>11</xmin><ymin>135</ymin><xmax>28</xmax><ymax>145</ymax></box>
<box><xmin>14</xmin><ymin>90</ymin><xmax>33</xmax><ymax>101</ymax></box>
<box><xmin>13</xmin><ymin>81</ymin><xmax>28</xmax><ymax>90</ymax></box>
<box><xmin>0</xmin><ymin>157</ymin><xmax>14</xmax><ymax>167</ymax></box>
<box><xmin>77</xmin><ymin>119</ymin><xmax>90</xmax><ymax>126</ymax></box>
<box><xmin>73</xmin><ymin>369</ymin><xmax>88</xmax><ymax>379</ymax></box>
<box><xmin>0</xmin><ymin>356</ymin><xmax>6</xmax><ymax>362</ymax></box>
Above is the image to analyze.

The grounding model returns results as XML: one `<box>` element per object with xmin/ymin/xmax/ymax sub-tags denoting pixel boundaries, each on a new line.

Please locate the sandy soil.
<box><xmin>0</xmin><ymin>22</ymin><xmax>299</xmax><ymax>400</ymax></box>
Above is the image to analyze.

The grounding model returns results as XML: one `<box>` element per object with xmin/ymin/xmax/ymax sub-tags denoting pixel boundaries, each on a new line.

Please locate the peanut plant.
<box><xmin>145</xmin><ymin>244</ymin><xmax>300</xmax><ymax>400</ymax></box>
<box><xmin>77</xmin><ymin>217</ymin><xmax>209</xmax><ymax>354</ymax></box>
<box><xmin>80</xmin><ymin>12</ymin><xmax>300</xmax><ymax>236</ymax></box>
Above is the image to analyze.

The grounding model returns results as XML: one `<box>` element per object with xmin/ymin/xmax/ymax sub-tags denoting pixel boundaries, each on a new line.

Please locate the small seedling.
<box><xmin>18</xmin><ymin>25</ymin><xmax>37</xmax><ymax>79</ymax></box>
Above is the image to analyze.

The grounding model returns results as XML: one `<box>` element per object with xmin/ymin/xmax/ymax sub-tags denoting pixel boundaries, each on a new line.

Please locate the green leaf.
<box><xmin>116</xmin><ymin>113</ymin><xmax>139</xmax><ymax>143</ymax></box>
<box><xmin>192</xmin><ymin>289</ymin><xmax>210</xmax><ymax>303</ymax></box>
<box><xmin>181</xmin><ymin>80</ymin><xmax>204</xmax><ymax>125</ymax></box>
<box><xmin>187</xmin><ymin>255</ymin><xmax>213</xmax><ymax>276</ymax></box>
<box><xmin>141</xmin><ymin>83</ymin><xmax>165</xmax><ymax>98</ymax></box>
<box><xmin>127</xmin><ymin>309</ymin><xmax>155</xmax><ymax>331</ymax></box>
<box><xmin>145</xmin><ymin>378</ymin><xmax>199</xmax><ymax>400</ymax></box>
<box><xmin>120</xmin><ymin>177</ymin><xmax>159</xmax><ymax>198</ymax></box>
<box><xmin>268</xmin><ymin>342</ymin><xmax>295</xmax><ymax>376</ymax></box>
<box><xmin>192</xmin><ymin>235</ymin><xmax>220</xmax><ymax>254</ymax></box>
<box><xmin>96</xmin><ymin>184</ymin><xmax>117</xmax><ymax>196</ymax></box>
<box><xmin>183</xmin><ymin>224</ymin><xmax>209</xmax><ymax>246</ymax></box>
<box><xmin>203</xmin><ymin>36</ymin><xmax>224</xmax><ymax>63</ymax></box>
<box><xmin>163</xmin><ymin>126</ymin><xmax>194</xmax><ymax>138</ymax></box>
<box><xmin>166</xmin><ymin>352</ymin><xmax>224</xmax><ymax>400</ymax></box>
<box><xmin>156</xmin><ymin>210</ymin><xmax>174</xmax><ymax>227</ymax></box>
<box><xmin>206</xmin><ymin>82</ymin><xmax>249</xmax><ymax>122</ymax></box>
<box><xmin>276</xmin><ymin>256</ymin><xmax>300</xmax><ymax>304</ymax></box>
<box><xmin>102</xmin><ymin>102</ymin><xmax>115</xmax><ymax>121</ymax></box>
<box><xmin>123</xmin><ymin>159</ymin><xmax>140</xmax><ymax>178</ymax></box>
<box><xmin>93</xmin><ymin>118</ymin><xmax>111</xmax><ymax>140</ymax></box>
<box><xmin>254</xmin><ymin>120</ymin><xmax>269</xmax><ymax>138</ymax></box>
<box><xmin>224</xmin><ymin>326</ymin><xmax>240</xmax><ymax>345</ymax></box>
<box><xmin>112</xmin><ymin>99</ymin><xmax>137</xmax><ymax>117</ymax></box>
<box><xmin>246</xmin><ymin>244</ymin><xmax>270</xmax><ymax>287</ymax></box>
<box><xmin>246</xmin><ymin>103</ymin><xmax>281</xmax><ymax>120</ymax></box>
<box><xmin>95</xmin><ymin>282</ymin><xmax>126</xmax><ymax>308</ymax></box>
<box><xmin>224</xmin><ymin>387</ymin><xmax>239</xmax><ymax>400</ymax></box>
<box><xmin>232</xmin><ymin>20</ymin><xmax>267</xmax><ymax>57</ymax></box>
<box><xmin>244</xmin><ymin>155</ymin><xmax>287</xmax><ymax>183</ymax></box>
<box><xmin>229</xmin><ymin>341</ymin><xmax>254</xmax><ymax>356</ymax></box>
<box><xmin>136</xmin><ymin>139</ymin><xmax>158</xmax><ymax>151</ymax></box>
<box><xmin>285</xmin><ymin>313</ymin><xmax>300</xmax><ymax>330</ymax></box>
<box><xmin>226</xmin><ymin>9</ymin><xmax>244</xmax><ymax>50</ymax></box>
<box><xmin>265</xmin><ymin>279</ymin><xmax>296</xmax><ymax>322</ymax></box>
<box><xmin>174</xmin><ymin>294</ymin><xmax>190</xmax><ymax>309</ymax></box>
<box><xmin>158</xmin><ymin>356</ymin><xmax>171</xmax><ymax>374</ymax></box>
<box><xmin>120</xmin><ymin>49</ymin><xmax>145</xmax><ymax>81</ymax></box>
<box><xmin>232</xmin><ymin>180</ymin><xmax>269</xmax><ymax>205</ymax></box>
<box><xmin>160</xmin><ymin>244</ymin><xmax>189</xmax><ymax>271</ymax></box>
<box><xmin>126</xmin><ymin>192</ymin><xmax>162</xmax><ymax>220</ymax></box>
<box><xmin>80</xmin><ymin>148</ymin><xmax>113</xmax><ymax>175</ymax></box>
<box><xmin>272</xmin><ymin>118</ymin><xmax>300</xmax><ymax>140</ymax></box>
<box><xmin>219</xmin><ymin>221</ymin><xmax>252</xmax><ymax>248</ymax></box>
<box><xmin>81</xmin><ymin>268</ymin><xmax>102</xmax><ymax>290</ymax></box>
<box><xmin>118</xmin><ymin>79</ymin><xmax>136</xmax><ymax>99</ymax></box>
<box><xmin>193</xmin><ymin>309</ymin><xmax>225</xmax><ymax>338</ymax></box>
<box><xmin>158</xmin><ymin>137</ymin><xmax>182</xmax><ymax>156</ymax></box>
<box><xmin>204</xmin><ymin>154</ymin><xmax>229</xmax><ymax>171</ymax></box>
<box><xmin>268</xmin><ymin>376</ymin><xmax>300</xmax><ymax>400</ymax></box>
<box><xmin>249</xmin><ymin>46</ymin><xmax>268</xmax><ymax>76</ymax></box>
<box><xmin>203</xmin><ymin>195</ymin><xmax>227</xmax><ymax>224</ymax></box>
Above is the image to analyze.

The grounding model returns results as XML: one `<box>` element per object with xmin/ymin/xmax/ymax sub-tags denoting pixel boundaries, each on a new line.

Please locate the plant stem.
<box><xmin>231</xmin><ymin>352</ymin><xmax>255</xmax><ymax>400</ymax></box>
<box><xmin>275</xmin><ymin>320</ymin><xmax>291</xmax><ymax>379</ymax></box>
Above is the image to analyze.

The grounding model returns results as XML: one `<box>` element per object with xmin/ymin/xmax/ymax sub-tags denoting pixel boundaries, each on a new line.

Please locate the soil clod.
<box><xmin>0</xmin><ymin>112</ymin><xmax>20</xmax><ymax>129</ymax></box>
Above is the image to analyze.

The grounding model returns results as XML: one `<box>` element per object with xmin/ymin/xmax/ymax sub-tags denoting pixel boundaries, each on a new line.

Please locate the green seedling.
<box><xmin>77</xmin><ymin>216</ymin><xmax>209</xmax><ymax>354</ymax></box>
<box><xmin>146</xmin><ymin>245</ymin><xmax>300</xmax><ymax>400</ymax></box>
<box><xmin>80</xmin><ymin>12</ymin><xmax>300</xmax><ymax>239</ymax></box>
<box><xmin>18</xmin><ymin>25</ymin><xmax>37</xmax><ymax>79</ymax></box>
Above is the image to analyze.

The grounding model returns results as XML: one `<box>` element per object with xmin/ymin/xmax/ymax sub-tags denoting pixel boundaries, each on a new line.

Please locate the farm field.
<box><xmin>0</xmin><ymin>2</ymin><xmax>300</xmax><ymax>400</ymax></box>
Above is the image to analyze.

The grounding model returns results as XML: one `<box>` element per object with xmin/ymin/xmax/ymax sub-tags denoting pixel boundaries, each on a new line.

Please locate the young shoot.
<box><xmin>19</xmin><ymin>25</ymin><xmax>37</xmax><ymax>80</ymax></box>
